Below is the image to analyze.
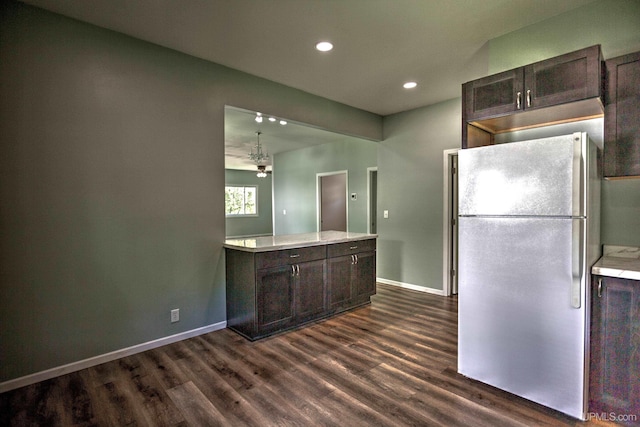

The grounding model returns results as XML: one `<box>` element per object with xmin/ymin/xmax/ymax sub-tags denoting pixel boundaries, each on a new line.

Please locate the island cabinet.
<box><xmin>255</xmin><ymin>246</ymin><xmax>327</xmax><ymax>335</ymax></box>
<box><xmin>226</xmin><ymin>245</ymin><xmax>327</xmax><ymax>340</ymax></box>
<box><xmin>327</xmin><ymin>239</ymin><xmax>377</xmax><ymax>313</ymax></box>
<box><xmin>589</xmin><ymin>275</ymin><xmax>640</xmax><ymax>424</ymax></box>
<box><xmin>463</xmin><ymin>45</ymin><xmax>603</xmax><ymax>148</ymax></box>
<box><xmin>604</xmin><ymin>50</ymin><xmax>640</xmax><ymax>178</ymax></box>
<box><xmin>225</xmin><ymin>232</ymin><xmax>377</xmax><ymax>340</ymax></box>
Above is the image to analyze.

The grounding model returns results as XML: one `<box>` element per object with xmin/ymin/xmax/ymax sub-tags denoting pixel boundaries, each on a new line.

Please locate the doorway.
<box><xmin>317</xmin><ymin>171</ymin><xmax>348</xmax><ymax>232</ymax></box>
<box><xmin>368</xmin><ymin>167</ymin><xmax>378</xmax><ymax>234</ymax></box>
<box><xmin>443</xmin><ymin>149</ymin><xmax>459</xmax><ymax>296</ymax></box>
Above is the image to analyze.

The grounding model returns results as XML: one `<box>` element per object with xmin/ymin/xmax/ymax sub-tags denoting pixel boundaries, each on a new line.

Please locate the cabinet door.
<box><xmin>256</xmin><ymin>266</ymin><xmax>294</xmax><ymax>334</ymax></box>
<box><xmin>353</xmin><ymin>251</ymin><xmax>376</xmax><ymax>301</ymax></box>
<box><xmin>463</xmin><ymin>68</ymin><xmax>524</xmax><ymax>121</ymax></box>
<box><xmin>524</xmin><ymin>45</ymin><xmax>601</xmax><ymax>110</ymax></box>
<box><xmin>589</xmin><ymin>276</ymin><xmax>640</xmax><ymax>419</ymax></box>
<box><xmin>604</xmin><ymin>51</ymin><xmax>640</xmax><ymax>178</ymax></box>
<box><xmin>295</xmin><ymin>259</ymin><xmax>326</xmax><ymax>322</ymax></box>
<box><xmin>327</xmin><ymin>255</ymin><xmax>353</xmax><ymax>311</ymax></box>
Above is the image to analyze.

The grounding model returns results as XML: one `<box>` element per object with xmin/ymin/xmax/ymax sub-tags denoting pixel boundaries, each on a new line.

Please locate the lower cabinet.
<box><xmin>327</xmin><ymin>239</ymin><xmax>377</xmax><ymax>313</ymax></box>
<box><xmin>226</xmin><ymin>238</ymin><xmax>376</xmax><ymax>340</ymax></box>
<box><xmin>256</xmin><ymin>258</ymin><xmax>326</xmax><ymax>336</ymax></box>
<box><xmin>589</xmin><ymin>275</ymin><xmax>640</xmax><ymax>425</ymax></box>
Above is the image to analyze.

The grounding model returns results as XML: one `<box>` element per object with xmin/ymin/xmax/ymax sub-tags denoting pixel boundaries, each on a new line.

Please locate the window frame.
<box><xmin>225</xmin><ymin>185</ymin><xmax>259</xmax><ymax>217</ymax></box>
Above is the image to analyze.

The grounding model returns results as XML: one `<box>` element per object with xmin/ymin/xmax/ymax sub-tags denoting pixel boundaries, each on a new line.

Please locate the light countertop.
<box><xmin>592</xmin><ymin>245</ymin><xmax>640</xmax><ymax>281</ymax></box>
<box><xmin>224</xmin><ymin>231</ymin><xmax>377</xmax><ymax>252</ymax></box>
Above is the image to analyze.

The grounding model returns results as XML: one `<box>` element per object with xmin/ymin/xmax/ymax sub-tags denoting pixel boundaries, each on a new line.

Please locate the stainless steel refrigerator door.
<box><xmin>458</xmin><ymin>133</ymin><xmax>585</xmax><ymax>217</ymax></box>
<box><xmin>458</xmin><ymin>216</ymin><xmax>587</xmax><ymax>419</ymax></box>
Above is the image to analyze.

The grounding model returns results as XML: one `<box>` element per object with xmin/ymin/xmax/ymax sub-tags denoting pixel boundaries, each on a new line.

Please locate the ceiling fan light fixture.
<box><xmin>256</xmin><ymin>165</ymin><xmax>268</xmax><ymax>178</ymax></box>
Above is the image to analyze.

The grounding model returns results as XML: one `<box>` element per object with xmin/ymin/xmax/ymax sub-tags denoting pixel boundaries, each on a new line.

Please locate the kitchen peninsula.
<box><xmin>224</xmin><ymin>231</ymin><xmax>377</xmax><ymax>340</ymax></box>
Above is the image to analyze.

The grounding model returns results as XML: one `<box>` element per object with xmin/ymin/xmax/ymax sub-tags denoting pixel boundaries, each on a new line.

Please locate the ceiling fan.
<box><xmin>256</xmin><ymin>165</ymin><xmax>272</xmax><ymax>178</ymax></box>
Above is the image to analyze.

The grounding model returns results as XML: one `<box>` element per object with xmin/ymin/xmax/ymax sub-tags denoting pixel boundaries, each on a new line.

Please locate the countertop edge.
<box><xmin>591</xmin><ymin>245</ymin><xmax>640</xmax><ymax>281</ymax></box>
<box><xmin>223</xmin><ymin>234</ymin><xmax>377</xmax><ymax>253</ymax></box>
<box><xmin>591</xmin><ymin>265</ymin><xmax>640</xmax><ymax>281</ymax></box>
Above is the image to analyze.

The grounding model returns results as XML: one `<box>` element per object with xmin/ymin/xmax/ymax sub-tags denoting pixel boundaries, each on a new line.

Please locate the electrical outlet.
<box><xmin>171</xmin><ymin>309</ymin><xmax>179</xmax><ymax>323</ymax></box>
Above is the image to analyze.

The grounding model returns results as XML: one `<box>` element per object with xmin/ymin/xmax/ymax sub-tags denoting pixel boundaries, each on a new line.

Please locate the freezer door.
<box><xmin>458</xmin><ymin>216</ymin><xmax>587</xmax><ymax>419</ymax></box>
<box><xmin>458</xmin><ymin>133</ymin><xmax>585</xmax><ymax>217</ymax></box>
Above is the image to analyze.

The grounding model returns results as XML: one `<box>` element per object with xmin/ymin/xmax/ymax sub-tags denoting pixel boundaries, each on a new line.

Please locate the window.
<box><xmin>225</xmin><ymin>186</ymin><xmax>257</xmax><ymax>216</ymax></box>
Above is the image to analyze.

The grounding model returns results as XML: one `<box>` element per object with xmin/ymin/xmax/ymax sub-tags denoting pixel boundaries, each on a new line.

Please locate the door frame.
<box><xmin>367</xmin><ymin>167</ymin><xmax>377</xmax><ymax>234</ymax></box>
<box><xmin>316</xmin><ymin>170</ymin><xmax>349</xmax><ymax>232</ymax></box>
<box><xmin>442</xmin><ymin>149</ymin><xmax>459</xmax><ymax>297</ymax></box>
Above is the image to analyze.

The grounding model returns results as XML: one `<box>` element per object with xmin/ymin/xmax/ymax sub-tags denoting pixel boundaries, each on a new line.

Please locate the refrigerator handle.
<box><xmin>571</xmin><ymin>220</ymin><xmax>584</xmax><ymax>309</ymax></box>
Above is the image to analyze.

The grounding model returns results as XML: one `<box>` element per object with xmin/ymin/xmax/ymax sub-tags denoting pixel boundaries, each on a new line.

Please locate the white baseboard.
<box><xmin>0</xmin><ymin>321</ymin><xmax>227</xmax><ymax>394</ymax></box>
<box><xmin>376</xmin><ymin>277</ymin><xmax>445</xmax><ymax>296</ymax></box>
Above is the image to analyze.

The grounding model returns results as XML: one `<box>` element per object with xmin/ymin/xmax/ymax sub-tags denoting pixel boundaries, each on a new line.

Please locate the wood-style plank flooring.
<box><xmin>0</xmin><ymin>284</ymin><xmax>615</xmax><ymax>426</ymax></box>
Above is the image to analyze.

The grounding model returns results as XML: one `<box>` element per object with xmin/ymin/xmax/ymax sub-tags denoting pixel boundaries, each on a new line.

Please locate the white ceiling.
<box><xmin>22</xmin><ymin>0</ymin><xmax>597</xmax><ymax>116</ymax></box>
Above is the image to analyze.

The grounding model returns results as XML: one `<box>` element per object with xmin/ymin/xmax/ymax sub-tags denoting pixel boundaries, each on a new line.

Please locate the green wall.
<box><xmin>0</xmin><ymin>2</ymin><xmax>381</xmax><ymax>383</ymax></box>
<box><xmin>224</xmin><ymin>170</ymin><xmax>273</xmax><ymax>238</ymax></box>
<box><xmin>488</xmin><ymin>0</ymin><xmax>640</xmax><ymax>73</ymax></box>
<box><xmin>378</xmin><ymin>99</ymin><xmax>461</xmax><ymax>289</ymax></box>
<box><xmin>273</xmin><ymin>139</ymin><xmax>377</xmax><ymax>235</ymax></box>
<box><xmin>377</xmin><ymin>0</ymin><xmax>640</xmax><ymax>292</ymax></box>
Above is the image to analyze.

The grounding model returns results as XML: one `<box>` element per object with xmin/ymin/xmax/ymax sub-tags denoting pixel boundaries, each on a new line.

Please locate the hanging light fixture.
<box><xmin>256</xmin><ymin>165</ymin><xmax>269</xmax><ymax>178</ymax></box>
<box><xmin>248</xmin><ymin>131</ymin><xmax>269</xmax><ymax>164</ymax></box>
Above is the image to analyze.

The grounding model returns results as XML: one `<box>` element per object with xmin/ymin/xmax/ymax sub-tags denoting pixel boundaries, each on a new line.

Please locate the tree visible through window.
<box><xmin>225</xmin><ymin>186</ymin><xmax>257</xmax><ymax>216</ymax></box>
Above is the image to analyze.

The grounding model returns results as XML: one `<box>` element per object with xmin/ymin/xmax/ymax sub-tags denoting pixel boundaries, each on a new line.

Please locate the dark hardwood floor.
<box><xmin>0</xmin><ymin>284</ymin><xmax>615</xmax><ymax>426</ymax></box>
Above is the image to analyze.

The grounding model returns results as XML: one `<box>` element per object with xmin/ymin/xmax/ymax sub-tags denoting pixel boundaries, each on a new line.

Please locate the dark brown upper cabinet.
<box><xmin>604</xmin><ymin>50</ymin><xmax>640</xmax><ymax>178</ymax></box>
<box><xmin>463</xmin><ymin>45</ymin><xmax>604</xmax><ymax>148</ymax></box>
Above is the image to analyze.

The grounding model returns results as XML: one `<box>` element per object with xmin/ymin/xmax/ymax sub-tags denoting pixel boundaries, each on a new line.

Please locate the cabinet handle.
<box><xmin>351</xmin><ymin>254</ymin><xmax>355</xmax><ymax>265</ymax></box>
<box><xmin>597</xmin><ymin>278</ymin><xmax>603</xmax><ymax>298</ymax></box>
<box><xmin>291</xmin><ymin>265</ymin><xmax>296</xmax><ymax>276</ymax></box>
<box><xmin>516</xmin><ymin>91</ymin><xmax>522</xmax><ymax>109</ymax></box>
<box><xmin>350</xmin><ymin>246</ymin><xmax>358</xmax><ymax>250</ymax></box>
<box><xmin>354</xmin><ymin>255</ymin><xmax>358</xmax><ymax>264</ymax></box>
<box><xmin>296</xmin><ymin>265</ymin><xmax>300</xmax><ymax>276</ymax></box>
<box><xmin>526</xmin><ymin>89</ymin><xmax>531</xmax><ymax>107</ymax></box>
<box><xmin>290</xmin><ymin>254</ymin><xmax>300</xmax><ymax>258</ymax></box>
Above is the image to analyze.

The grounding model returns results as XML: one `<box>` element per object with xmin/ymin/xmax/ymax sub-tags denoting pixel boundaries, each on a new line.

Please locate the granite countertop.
<box><xmin>592</xmin><ymin>245</ymin><xmax>640</xmax><ymax>281</ymax></box>
<box><xmin>224</xmin><ymin>231</ymin><xmax>377</xmax><ymax>252</ymax></box>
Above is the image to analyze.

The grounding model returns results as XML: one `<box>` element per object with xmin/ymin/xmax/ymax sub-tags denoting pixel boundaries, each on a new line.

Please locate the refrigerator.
<box><xmin>457</xmin><ymin>132</ymin><xmax>601</xmax><ymax>420</ymax></box>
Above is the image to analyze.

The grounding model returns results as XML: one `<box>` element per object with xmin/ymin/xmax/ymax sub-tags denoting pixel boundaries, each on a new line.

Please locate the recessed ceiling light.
<box><xmin>315</xmin><ymin>41</ymin><xmax>333</xmax><ymax>52</ymax></box>
<box><xmin>268</xmin><ymin>117</ymin><xmax>276</xmax><ymax>122</ymax></box>
<box><xmin>403</xmin><ymin>81</ymin><xmax>418</xmax><ymax>89</ymax></box>
<box><xmin>279</xmin><ymin>120</ymin><xmax>287</xmax><ymax>125</ymax></box>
